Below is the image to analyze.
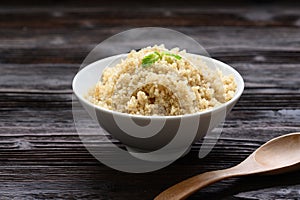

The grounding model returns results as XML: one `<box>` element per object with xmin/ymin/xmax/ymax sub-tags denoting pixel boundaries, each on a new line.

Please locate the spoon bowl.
<box><xmin>155</xmin><ymin>132</ymin><xmax>300</xmax><ymax>200</ymax></box>
<box><xmin>254</xmin><ymin>133</ymin><xmax>300</xmax><ymax>169</ymax></box>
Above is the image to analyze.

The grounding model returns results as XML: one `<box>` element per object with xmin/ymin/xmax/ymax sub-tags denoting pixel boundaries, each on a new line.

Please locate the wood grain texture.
<box><xmin>0</xmin><ymin>1</ymin><xmax>300</xmax><ymax>199</ymax></box>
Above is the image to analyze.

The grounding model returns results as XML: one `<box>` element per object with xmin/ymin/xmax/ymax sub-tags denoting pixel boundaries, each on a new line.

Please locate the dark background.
<box><xmin>1</xmin><ymin>0</ymin><xmax>300</xmax><ymax>199</ymax></box>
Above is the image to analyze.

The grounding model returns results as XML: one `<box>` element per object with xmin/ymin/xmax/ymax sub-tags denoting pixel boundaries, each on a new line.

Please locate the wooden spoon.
<box><xmin>155</xmin><ymin>132</ymin><xmax>300</xmax><ymax>200</ymax></box>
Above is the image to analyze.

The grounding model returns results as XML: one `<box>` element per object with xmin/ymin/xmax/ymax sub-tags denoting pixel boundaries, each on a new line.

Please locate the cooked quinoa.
<box><xmin>87</xmin><ymin>45</ymin><xmax>237</xmax><ymax>116</ymax></box>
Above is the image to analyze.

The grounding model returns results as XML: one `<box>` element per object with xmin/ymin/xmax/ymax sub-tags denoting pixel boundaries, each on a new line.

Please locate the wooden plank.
<box><xmin>0</xmin><ymin>105</ymin><xmax>299</xmax><ymax>146</ymax></box>
<box><xmin>1</xmin><ymin>63</ymin><xmax>299</xmax><ymax>91</ymax></box>
<box><xmin>0</xmin><ymin>4</ymin><xmax>300</xmax><ymax>29</ymax></box>
<box><xmin>1</xmin><ymin>27</ymin><xmax>300</xmax><ymax>51</ymax></box>
<box><xmin>1</xmin><ymin>47</ymin><xmax>300</xmax><ymax>65</ymax></box>
<box><xmin>0</xmin><ymin>160</ymin><xmax>299</xmax><ymax>200</ymax></box>
<box><xmin>235</xmin><ymin>185</ymin><xmax>300</xmax><ymax>200</ymax></box>
<box><xmin>0</xmin><ymin>64</ymin><xmax>78</xmax><ymax>90</ymax></box>
<box><xmin>1</xmin><ymin>92</ymin><xmax>300</xmax><ymax>109</ymax></box>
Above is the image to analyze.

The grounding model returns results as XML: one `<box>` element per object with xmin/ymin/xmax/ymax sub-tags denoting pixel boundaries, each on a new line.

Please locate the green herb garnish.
<box><xmin>154</xmin><ymin>51</ymin><xmax>162</xmax><ymax>59</ymax></box>
<box><xmin>163</xmin><ymin>51</ymin><xmax>182</xmax><ymax>60</ymax></box>
<box><xmin>141</xmin><ymin>51</ymin><xmax>160</xmax><ymax>68</ymax></box>
<box><xmin>141</xmin><ymin>51</ymin><xmax>181</xmax><ymax>68</ymax></box>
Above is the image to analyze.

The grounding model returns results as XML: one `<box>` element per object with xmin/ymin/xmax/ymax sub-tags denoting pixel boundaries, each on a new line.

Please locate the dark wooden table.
<box><xmin>1</xmin><ymin>1</ymin><xmax>300</xmax><ymax>199</ymax></box>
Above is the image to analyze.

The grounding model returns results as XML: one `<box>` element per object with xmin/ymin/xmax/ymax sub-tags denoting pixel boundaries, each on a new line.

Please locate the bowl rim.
<box><xmin>72</xmin><ymin>54</ymin><xmax>244</xmax><ymax>119</ymax></box>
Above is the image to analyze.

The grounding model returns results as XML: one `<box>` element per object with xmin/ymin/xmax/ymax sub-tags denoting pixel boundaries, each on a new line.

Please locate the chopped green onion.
<box><xmin>163</xmin><ymin>51</ymin><xmax>182</xmax><ymax>60</ymax></box>
<box><xmin>141</xmin><ymin>51</ymin><xmax>181</xmax><ymax>68</ymax></box>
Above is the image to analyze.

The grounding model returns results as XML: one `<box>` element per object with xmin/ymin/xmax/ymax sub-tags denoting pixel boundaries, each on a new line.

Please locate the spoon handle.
<box><xmin>154</xmin><ymin>167</ymin><xmax>242</xmax><ymax>200</ymax></box>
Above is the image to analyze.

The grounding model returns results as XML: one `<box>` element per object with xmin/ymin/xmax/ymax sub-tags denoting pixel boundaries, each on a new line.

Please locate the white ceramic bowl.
<box><xmin>72</xmin><ymin>54</ymin><xmax>244</xmax><ymax>152</ymax></box>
